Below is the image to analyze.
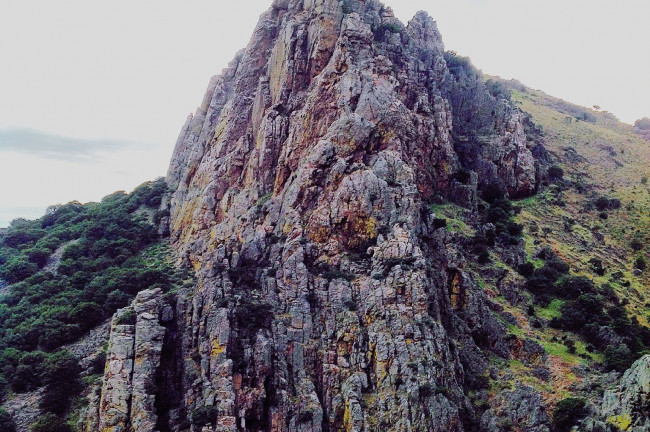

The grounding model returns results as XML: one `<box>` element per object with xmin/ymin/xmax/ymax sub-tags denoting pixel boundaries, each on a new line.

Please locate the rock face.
<box><xmin>90</xmin><ymin>1</ymin><xmax>545</xmax><ymax>431</ymax></box>
<box><xmin>581</xmin><ymin>355</ymin><xmax>650</xmax><ymax>432</ymax></box>
<box><xmin>85</xmin><ymin>289</ymin><xmax>167</xmax><ymax>432</ymax></box>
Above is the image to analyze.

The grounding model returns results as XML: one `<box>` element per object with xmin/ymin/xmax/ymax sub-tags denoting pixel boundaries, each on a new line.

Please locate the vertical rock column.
<box><xmin>95</xmin><ymin>289</ymin><xmax>166</xmax><ymax>432</ymax></box>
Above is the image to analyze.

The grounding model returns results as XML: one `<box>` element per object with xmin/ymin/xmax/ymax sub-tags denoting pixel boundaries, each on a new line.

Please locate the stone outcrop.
<box><xmin>92</xmin><ymin>1</ymin><xmax>545</xmax><ymax>431</ymax></box>
<box><xmin>86</xmin><ymin>288</ymin><xmax>166</xmax><ymax>432</ymax></box>
<box><xmin>581</xmin><ymin>355</ymin><xmax>650</xmax><ymax>432</ymax></box>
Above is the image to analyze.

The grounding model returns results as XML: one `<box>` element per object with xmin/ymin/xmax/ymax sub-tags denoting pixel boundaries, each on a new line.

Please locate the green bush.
<box><xmin>555</xmin><ymin>276</ymin><xmax>595</xmax><ymax>299</ymax></box>
<box><xmin>517</xmin><ymin>262</ymin><xmax>535</xmax><ymax>277</ymax></box>
<box><xmin>298</xmin><ymin>410</ymin><xmax>314</xmax><ymax>424</ymax></box>
<box><xmin>635</xmin><ymin>255</ymin><xmax>647</xmax><ymax>271</ymax></box>
<box><xmin>115</xmin><ymin>309</ymin><xmax>136</xmax><ymax>326</ymax></box>
<box><xmin>0</xmin><ymin>179</ymin><xmax>184</xmax><ymax>424</ymax></box>
<box><xmin>191</xmin><ymin>405</ymin><xmax>218</xmax><ymax>426</ymax></box>
<box><xmin>603</xmin><ymin>344</ymin><xmax>636</xmax><ymax>372</ymax></box>
<box><xmin>547</xmin><ymin>165</ymin><xmax>564</xmax><ymax>182</ymax></box>
<box><xmin>588</xmin><ymin>257</ymin><xmax>605</xmax><ymax>276</ymax></box>
<box><xmin>0</xmin><ymin>256</ymin><xmax>39</xmax><ymax>283</ymax></box>
<box><xmin>0</xmin><ymin>408</ymin><xmax>16</xmax><ymax>432</ymax></box>
<box><xmin>552</xmin><ymin>397</ymin><xmax>586</xmax><ymax>432</ymax></box>
<box><xmin>26</xmin><ymin>248</ymin><xmax>51</xmax><ymax>268</ymax></box>
<box><xmin>29</xmin><ymin>413</ymin><xmax>72</xmax><ymax>432</ymax></box>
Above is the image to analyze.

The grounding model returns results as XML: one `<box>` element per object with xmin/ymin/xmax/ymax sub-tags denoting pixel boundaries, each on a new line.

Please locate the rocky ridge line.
<box><xmin>88</xmin><ymin>0</ymin><xmax>545</xmax><ymax>431</ymax></box>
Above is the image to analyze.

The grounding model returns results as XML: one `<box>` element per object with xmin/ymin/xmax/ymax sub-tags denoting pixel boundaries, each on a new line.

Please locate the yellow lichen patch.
<box><xmin>344</xmin><ymin>216</ymin><xmax>378</xmax><ymax>249</ymax></box>
<box><xmin>211</xmin><ymin>340</ymin><xmax>226</xmax><ymax>357</ymax></box>
<box><xmin>308</xmin><ymin>225</ymin><xmax>331</xmax><ymax>244</ymax></box>
<box><xmin>376</xmin><ymin>359</ymin><xmax>391</xmax><ymax>382</ymax></box>
<box><xmin>607</xmin><ymin>413</ymin><xmax>632</xmax><ymax>431</ymax></box>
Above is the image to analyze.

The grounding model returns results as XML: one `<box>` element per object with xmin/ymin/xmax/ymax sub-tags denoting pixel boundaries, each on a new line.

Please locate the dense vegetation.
<box><xmin>519</xmin><ymin>246</ymin><xmax>650</xmax><ymax>372</ymax></box>
<box><xmin>0</xmin><ymin>179</ymin><xmax>182</xmax><ymax>431</ymax></box>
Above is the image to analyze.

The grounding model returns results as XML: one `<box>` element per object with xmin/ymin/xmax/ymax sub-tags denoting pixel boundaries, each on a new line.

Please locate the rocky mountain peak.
<box><xmin>89</xmin><ymin>1</ymin><xmax>545</xmax><ymax>431</ymax></box>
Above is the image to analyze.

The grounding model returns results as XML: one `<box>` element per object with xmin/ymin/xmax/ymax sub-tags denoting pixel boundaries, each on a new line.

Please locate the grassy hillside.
<box><xmin>470</xmin><ymin>80</ymin><xmax>650</xmax><ymax>418</ymax></box>
<box><xmin>0</xmin><ymin>179</ymin><xmax>187</xmax><ymax>432</ymax></box>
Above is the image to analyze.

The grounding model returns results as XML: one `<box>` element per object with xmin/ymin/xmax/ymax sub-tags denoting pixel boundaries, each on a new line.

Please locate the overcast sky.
<box><xmin>1</xmin><ymin>0</ymin><xmax>649</xmax><ymax>227</ymax></box>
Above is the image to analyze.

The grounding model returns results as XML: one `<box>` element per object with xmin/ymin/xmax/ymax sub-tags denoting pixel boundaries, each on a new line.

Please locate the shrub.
<box><xmin>26</xmin><ymin>248</ymin><xmax>51</xmax><ymax>268</ymax></box>
<box><xmin>298</xmin><ymin>410</ymin><xmax>314</xmax><ymax>424</ymax></box>
<box><xmin>29</xmin><ymin>413</ymin><xmax>73</xmax><ymax>432</ymax></box>
<box><xmin>0</xmin><ymin>408</ymin><xmax>16</xmax><ymax>432</ymax></box>
<box><xmin>631</xmin><ymin>239</ymin><xmax>644</xmax><ymax>252</ymax></box>
<box><xmin>115</xmin><ymin>309</ymin><xmax>136</xmax><ymax>326</ymax></box>
<box><xmin>594</xmin><ymin>196</ymin><xmax>620</xmax><ymax>211</ymax></box>
<box><xmin>518</xmin><ymin>262</ymin><xmax>535</xmax><ymax>278</ymax></box>
<box><xmin>635</xmin><ymin>255</ymin><xmax>647</xmax><ymax>271</ymax></box>
<box><xmin>603</xmin><ymin>344</ymin><xmax>636</xmax><ymax>372</ymax></box>
<box><xmin>555</xmin><ymin>276</ymin><xmax>595</xmax><ymax>299</ymax></box>
<box><xmin>235</xmin><ymin>301</ymin><xmax>273</xmax><ymax>335</ymax></box>
<box><xmin>547</xmin><ymin>165</ymin><xmax>564</xmax><ymax>182</ymax></box>
<box><xmin>0</xmin><ymin>256</ymin><xmax>38</xmax><ymax>283</ymax></box>
<box><xmin>375</xmin><ymin>22</ymin><xmax>402</xmax><ymax>42</ymax></box>
<box><xmin>588</xmin><ymin>257</ymin><xmax>605</xmax><ymax>276</ymax></box>
<box><xmin>481</xmin><ymin>183</ymin><xmax>506</xmax><ymax>205</ymax></box>
<box><xmin>433</xmin><ymin>218</ymin><xmax>448</xmax><ymax>229</ymax></box>
<box><xmin>68</xmin><ymin>302</ymin><xmax>104</xmax><ymax>331</ymax></box>
<box><xmin>191</xmin><ymin>406</ymin><xmax>218</xmax><ymax>426</ymax></box>
<box><xmin>418</xmin><ymin>383</ymin><xmax>434</xmax><ymax>398</ymax></box>
<box><xmin>552</xmin><ymin>397</ymin><xmax>587</xmax><ymax>432</ymax></box>
<box><xmin>453</xmin><ymin>170</ymin><xmax>472</xmax><ymax>185</ymax></box>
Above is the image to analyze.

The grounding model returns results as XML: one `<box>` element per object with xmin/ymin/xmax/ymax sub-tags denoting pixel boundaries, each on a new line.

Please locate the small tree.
<box><xmin>635</xmin><ymin>255</ymin><xmax>647</xmax><ymax>272</ymax></box>
<box><xmin>0</xmin><ymin>408</ymin><xmax>16</xmax><ymax>432</ymax></box>
<box><xmin>552</xmin><ymin>397</ymin><xmax>587</xmax><ymax>432</ymax></box>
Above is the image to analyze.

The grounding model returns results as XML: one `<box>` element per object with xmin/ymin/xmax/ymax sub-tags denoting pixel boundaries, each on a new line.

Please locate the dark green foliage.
<box><xmin>485</xmin><ymin>79</ymin><xmax>511</xmax><ymax>101</ymax></box>
<box><xmin>191</xmin><ymin>405</ymin><xmax>217</xmax><ymax>426</ymax></box>
<box><xmin>0</xmin><ymin>408</ymin><xmax>16</xmax><ymax>432</ymax></box>
<box><xmin>298</xmin><ymin>410</ymin><xmax>314</xmax><ymax>424</ymax></box>
<box><xmin>558</xmin><ymin>294</ymin><xmax>606</xmax><ymax>330</ymax></box>
<box><xmin>588</xmin><ymin>257</ymin><xmax>605</xmax><ymax>276</ymax></box>
<box><xmin>576</xmin><ymin>111</ymin><xmax>597</xmax><ymax>123</ymax></box>
<box><xmin>433</xmin><ymin>218</ymin><xmax>448</xmax><ymax>229</ymax></box>
<box><xmin>547</xmin><ymin>165</ymin><xmax>564</xmax><ymax>182</ymax></box>
<box><xmin>631</xmin><ymin>239</ymin><xmax>644</xmax><ymax>252</ymax></box>
<box><xmin>374</xmin><ymin>22</ymin><xmax>403</xmax><ymax>42</ymax></box>
<box><xmin>453</xmin><ymin>169</ymin><xmax>472</xmax><ymax>185</ymax></box>
<box><xmin>0</xmin><ymin>256</ymin><xmax>38</xmax><ymax>283</ymax></box>
<box><xmin>0</xmin><ymin>180</ymin><xmax>182</xmax><ymax>425</ymax></box>
<box><xmin>341</xmin><ymin>0</ymin><xmax>352</xmax><ymax>14</ymax></box>
<box><xmin>418</xmin><ymin>383</ymin><xmax>434</xmax><ymax>398</ymax></box>
<box><xmin>115</xmin><ymin>309</ymin><xmax>136</xmax><ymax>326</ymax></box>
<box><xmin>521</xmin><ymin>246</ymin><xmax>650</xmax><ymax>370</ymax></box>
<box><xmin>552</xmin><ymin>397</ymin><xmax>587</xmax><ymax>432</ymax></box>
<box><xmin>235</xmin><ymin>300</ymin><xmax>273</xmax><ymax>335</ymax></box>
<box><xmin>603</xmin><ymin>344</ymin><xmax>637</xmax><ymax>372</ymax></box>
<box><xmin>29</xmin><ymin>413</ymin><xmax>73</xmax><ymax>432</ymax></box>
<box><xmin>593</xmin><ymin>196</ymin><xmax>621</xmax><ymax>211</ymax></box>
<box><xmin>635</xmin><ymin>255</ymin><xmax>647</xmax><ymax>271</ymax></box>
<box><xmin>26</xmin><ymin>248</ymin><xmax>51</xmax><ymax>268</ymax></box>
<box><xmin>518</xmin><ymin>262</ymin><xmax>535</xmax><ymax>278</ymax></box>
<box><xmin>555</xmin><ymin>276</ymin><xmax>595</xmax><ymax>300</ymax></box>
<box><xmin>525</xmin><ymin>259</ymin><xmax>569</xmax><ymax>296</ymax></box>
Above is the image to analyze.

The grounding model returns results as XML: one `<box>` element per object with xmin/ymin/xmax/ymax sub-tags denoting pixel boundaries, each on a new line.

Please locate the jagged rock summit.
<box><xmin>89</xmin><ymin>1</ymin><xmax>544</xmax><ymax>431</ymax></box>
